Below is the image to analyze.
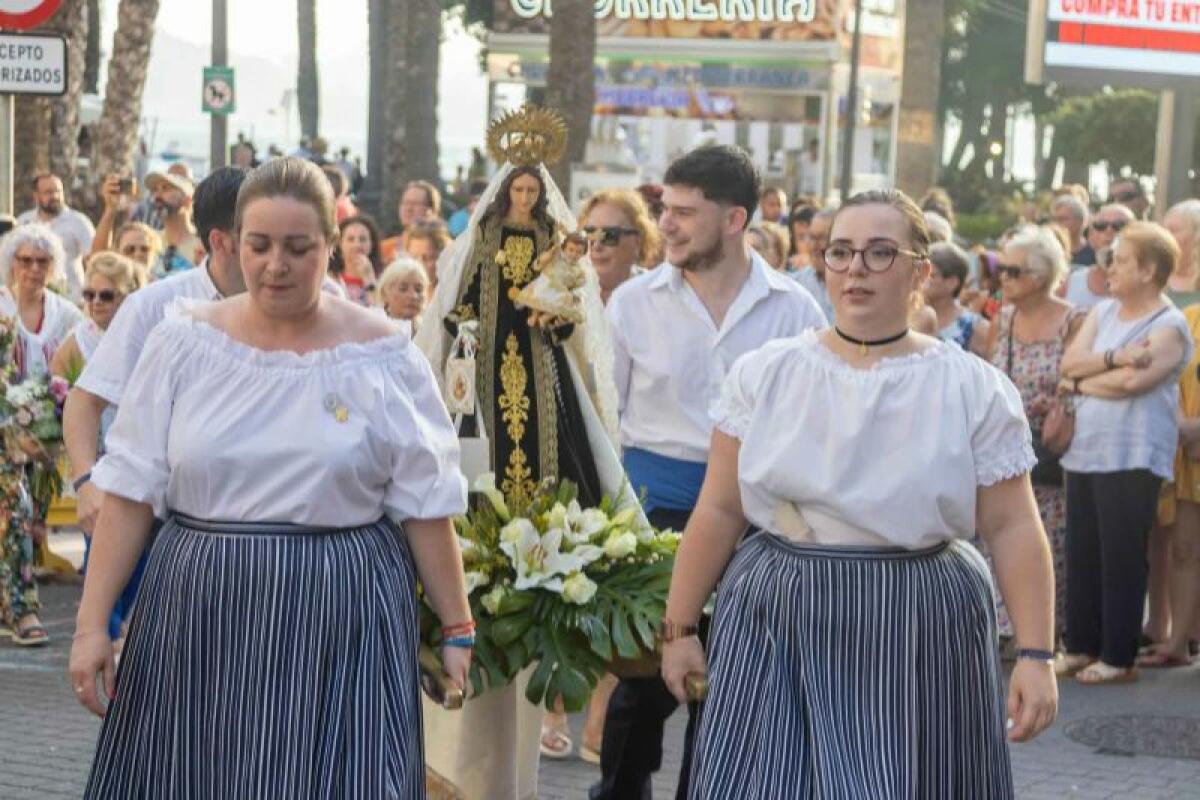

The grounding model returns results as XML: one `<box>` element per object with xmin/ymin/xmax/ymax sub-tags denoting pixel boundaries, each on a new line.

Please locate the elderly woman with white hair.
<box><xmin>378</xmin><ymin>256</ymin><xmax>429</xmax><ymax>329</ymax></box>
<box><xmin>985</xmin><ymin>226</ymin><xmax>1082</xmax><ymax>648</ymax></box>
<box><xmin>0</xmin><ymin>223</ymin><xmax>84</xmax><ymax>380</ymax></box>
<box><xmin>0</xmin><ymin>225</ymin><xmax>83</xmax><ymax>647</ymax></box>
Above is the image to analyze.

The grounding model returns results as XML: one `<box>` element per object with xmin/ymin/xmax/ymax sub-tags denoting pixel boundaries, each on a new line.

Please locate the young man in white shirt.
<box><xmin>63</xmin><ymin>166</ymin><xmax>249</xmax><ymax>640</ymax></box>
<box><xmin>17</xmin><ymin>173</ymin><xmax>95</xmax><ymax>301</ymax></box>
<box><xmin>593</xmin><ymin>145</ymin><xmax>826</xmax><ymax>800</ymax></box>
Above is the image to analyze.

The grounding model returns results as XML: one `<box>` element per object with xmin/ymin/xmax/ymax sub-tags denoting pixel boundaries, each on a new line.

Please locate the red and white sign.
<box><xmin>0</xmin><ymin>0</ymin><xmax>63</xmax><ymax>31</ymax></box>
<box><xmin>1045</xmin><ymin>0</ymin><xmax>1200</xmax><ymax>78</ymax></box>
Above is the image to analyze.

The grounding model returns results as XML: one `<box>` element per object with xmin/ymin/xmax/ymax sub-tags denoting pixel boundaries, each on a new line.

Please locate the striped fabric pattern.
<box><xmin>690</xmin><ymin>534</ymin><xmax>1013</xmax><ymax>799</ymax></box>
<box><xmin>85</xmin><ymin>515</ymin><xmax>426</xmax><ymax>800</ymax></box>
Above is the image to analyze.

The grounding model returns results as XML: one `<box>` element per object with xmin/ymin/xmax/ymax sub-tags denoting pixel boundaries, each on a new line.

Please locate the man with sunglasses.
<box><xmin>1109</xmin><ymin>176</ymin><xmax>1149</xmax><ymax>220</ymax></box>
<box><xmin>594</xmin><ymin>145</ymin><xmax>825</xmax><ymax>800</ymax></box>
<box><xmin>1062</xmin><ymin>204</ymin><xmax>1135</xmax><ymax>311</ymax></box>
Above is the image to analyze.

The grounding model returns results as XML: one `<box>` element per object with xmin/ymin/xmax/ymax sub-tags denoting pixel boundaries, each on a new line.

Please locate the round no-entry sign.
<box><xmin>0</xmin><ymin>0</ymin><xmax>63</xmax><ymax>31</ymax></box>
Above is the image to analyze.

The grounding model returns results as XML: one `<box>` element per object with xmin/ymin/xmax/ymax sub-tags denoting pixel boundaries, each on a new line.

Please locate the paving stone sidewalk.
<box><xmin>4</xmin><ymin>534</ymin><xmax>1199</xmax><ymax>799</ymax></box>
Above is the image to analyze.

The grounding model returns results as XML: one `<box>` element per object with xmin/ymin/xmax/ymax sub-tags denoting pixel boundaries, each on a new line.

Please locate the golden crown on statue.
<box><xmin>486</xmin><ymin>105</ymin><xmax>569</xmax><ymax>168</ymax></box>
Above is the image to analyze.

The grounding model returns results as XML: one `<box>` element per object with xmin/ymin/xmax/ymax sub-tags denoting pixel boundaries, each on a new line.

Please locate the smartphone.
<box><xmin>117</xmin><ymin>178</ymin><xmax>134</xmax><ymax>195</ymax></box>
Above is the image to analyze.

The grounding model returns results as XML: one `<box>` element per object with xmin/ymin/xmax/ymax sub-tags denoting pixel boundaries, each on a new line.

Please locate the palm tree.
<box><xmin>90</xmin><ymin>0</ymin><xmax>161</xmax><ymax>205</ymax></box>
<box><xmin>297</xmin><ymin>0</ymin><xmax>319</xmax><ymax>141</ymax></box>
<box><xmin>405</xmin><ymin>0</ymin><xmax>441</xmax><ymax>188</ymax></box>
<box><xmin>13</xmin><ymin>97</ymin><xmax>51</xmax><ymax>198</ymax></box>
<box><xmin>363</xmin><ymin>0</ymin><xmax>390</xmax><ymax>221</ymax></box>
<box><xmin>896</xmin><ymin>0</ymin><xmax>945</xmax><ymax>198</ymax></box>
<box><xmin>381</xmin><ymin>0</ymin><xmax>410</xmax><ymax>234</ymax></box>
<box><xmin>47</xmin><ymin>0</ymin><xmax>89</xmax><ymax>198</ymax></box>
<box><xmin>85</xmin><ymin>0</ymin><xmax>102</xmax><ymax>94</ymax></box>
<box><xmin>545</xmin><ymin>0</ymin><xmax>595</xmax><ymax>196</ymax></box>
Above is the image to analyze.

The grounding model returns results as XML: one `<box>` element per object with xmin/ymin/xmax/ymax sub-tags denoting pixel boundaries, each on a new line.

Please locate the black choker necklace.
<box><xmin>834</xmin><ymin>327</ymin><xmax>909</xmax><ymax>356</ymax></box>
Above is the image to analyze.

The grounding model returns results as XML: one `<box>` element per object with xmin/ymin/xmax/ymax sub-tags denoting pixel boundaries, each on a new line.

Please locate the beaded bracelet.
<box><xmin>443</xmin><ymin>635</ymin><xmax>476</xmax><ymax>649</ymax></box>
<box><xmin>441</xmin><ymin>621</ymin><xmax>476</xmax><ymax>637</ymax></box>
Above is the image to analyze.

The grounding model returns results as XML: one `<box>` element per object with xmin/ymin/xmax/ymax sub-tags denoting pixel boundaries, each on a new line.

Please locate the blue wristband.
<box><xmin>443</xmin><ymin>635</ymin><xmax>475</xmax><ymax>649</ymax></box>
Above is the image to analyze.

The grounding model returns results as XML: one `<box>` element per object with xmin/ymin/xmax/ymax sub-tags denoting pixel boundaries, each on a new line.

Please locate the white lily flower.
<box><xmin>501</xmin><ymin>525</ymin><xmax>600</xmax><ymax>590</ymax></box>
<box><xmin>561</xmin><ymin>572</ymin><xmax>598</xmax><ymax>605</ymax></box>
<box><xmin>547</xmin><ymin>502</ymin><xmax>568</xmax><ymax>531</ymax></box>
<box><xmin>473</xmin><ymin>472</ymin><xmax>510</xmax><ymax>520</ymax></box>
<box><xmin>501</xmin><ymin>518</ymin><xmax>537</xmax><ymax>545</ymax></box>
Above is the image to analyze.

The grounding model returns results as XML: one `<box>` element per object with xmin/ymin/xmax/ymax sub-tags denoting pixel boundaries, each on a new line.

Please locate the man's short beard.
<box><xmin>38</xmin><ymin>200</ymin><xmax>61</xmax><ymax>215</ymax></box>
<box><xmin>677</xmin><ymin>237</ymin><xmax>724</xmax><ymax>273</ymax></box>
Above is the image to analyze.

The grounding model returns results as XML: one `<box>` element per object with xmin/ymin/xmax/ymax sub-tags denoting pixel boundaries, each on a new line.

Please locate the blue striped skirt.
<box><xmin>690</xmin><ymin>533</ymin><xmax>1013</xmax><ymax>799</ymax></box>
<box><xmin>84</xmin><ymin>514</ymin><xmax>425</xmax><ymax>800</ymax></box>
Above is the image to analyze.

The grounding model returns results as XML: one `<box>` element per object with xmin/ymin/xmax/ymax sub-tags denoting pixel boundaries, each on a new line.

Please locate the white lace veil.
<box><xmin>415</xmin><ymin>162</ymin><xmax>620</xmax><ymax>445</ymax></box>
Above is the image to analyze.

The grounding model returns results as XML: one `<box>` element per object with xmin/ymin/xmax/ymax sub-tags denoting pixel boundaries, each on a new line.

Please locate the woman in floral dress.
<box><xmin>989</xmin><ymin>226</ymin><xmax>1082</xmax><ymax>643</ymax></box>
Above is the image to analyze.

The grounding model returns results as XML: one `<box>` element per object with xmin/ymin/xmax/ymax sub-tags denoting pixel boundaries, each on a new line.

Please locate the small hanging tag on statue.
<box><xmin>445</xmin><ymin>321</ymin><xmax>479</xmax><ymax>416</ymax></box>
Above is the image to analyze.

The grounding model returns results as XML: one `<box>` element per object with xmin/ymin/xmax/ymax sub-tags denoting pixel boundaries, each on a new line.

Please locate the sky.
<box><xmin>98</xmin><ymin>1</ymin><xmax>490</xmax><ymax>177</ymax></box>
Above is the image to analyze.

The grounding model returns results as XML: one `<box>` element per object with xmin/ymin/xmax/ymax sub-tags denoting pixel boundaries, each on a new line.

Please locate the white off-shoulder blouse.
<box><xmin>713</xmin><ymin>330</ymin><xmax>1036</xmax><ymax>549</ymax></box>
<box><xmin>92</xmin><ymin>313</ymin><xmax>467</xmax><ymax>527</ymax></box>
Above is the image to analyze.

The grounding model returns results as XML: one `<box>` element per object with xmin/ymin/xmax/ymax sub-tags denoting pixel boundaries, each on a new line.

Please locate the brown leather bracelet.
<box><xmin>660</xmin><ymin>620</ymin><xmax>700</xmax><ymax>643</ymax></box>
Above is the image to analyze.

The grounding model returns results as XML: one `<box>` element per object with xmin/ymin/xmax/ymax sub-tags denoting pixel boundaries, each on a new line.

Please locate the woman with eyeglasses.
<box><xmin>50</xmin><ymin>252</ymin><xmax>146</xmax><ymax>644</ymax></box>
<box><xmin>983</xmin><ymin>227</ymin><xmax>1082</xmax><ymax>655</ymax></box>
<box><xmin>0</xmin><ymin>225</ymin><xmax>84</xmax><ymax>647</ymax></box>
<box><xmin>114</xmin><ymin>223</ymin><xmax>162</xmax><ymax>274</ymax></box>
<box><xmin>578</xmin><ymin>188</ymin><xmax>661</xmax><ymax>305</ymax></box>
<box><xmin>1058</xmin><ymin>222</ymin><xmax>1193</xmax><ymax>686</ymax></box>
<box><xmin>663</xmin><ymin>190</ymin><xmax>1056</xmax><ymax>797</ymax></box>
<box><xmin>0</xmin><ymin>225</ymin><xmax>84</xmax><ymax>380</ymax></box>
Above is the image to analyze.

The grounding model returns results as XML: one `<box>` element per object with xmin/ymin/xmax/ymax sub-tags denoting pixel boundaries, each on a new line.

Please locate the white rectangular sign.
<box><xmin>0</xmin><ymin>33</ymin><xmax>66</xmax><ymax>96</ymax></box>
<box><xmin>1043</xmin><ymin>0</ymin><xmax>1200</xmax><ymax>80</ymax></box>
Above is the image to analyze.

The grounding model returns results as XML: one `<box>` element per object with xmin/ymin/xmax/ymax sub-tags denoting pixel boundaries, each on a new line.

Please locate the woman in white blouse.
<box><xmin>68</xmin><ymin>158</ymin><xmax>473</xmax><ymax>799</ymax></box>
<box><xmin>661</xmin><ymin>190</ymin><xmax>1057</xmax><ymax>798</ymax></box>
<box><xmin>0</xmin><ymin>224</ymin><xmax>84</xmax><ymax>380</ymax></box>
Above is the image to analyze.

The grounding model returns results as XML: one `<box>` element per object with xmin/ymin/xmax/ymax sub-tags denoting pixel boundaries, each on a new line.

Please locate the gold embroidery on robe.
<box><xmin>501</xmin><ymin>234</ymin><xmax>535</xmax><ymax>287</ymax></box>
<box><xmin>498</xmin><ymin>333</ymin><xmax>536</xmax><ymax>502</ymax></box>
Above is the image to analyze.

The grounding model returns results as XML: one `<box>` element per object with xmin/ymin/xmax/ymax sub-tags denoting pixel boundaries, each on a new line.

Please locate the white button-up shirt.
<box><xmin>607</xmin><ymin>250</ymin><xmax>827</xmax><ymax>462</ymax></box>
<box><xmin>77</xmin><ymin>262</ymin><xmax>222</xmax><ymax>406</ymax></box>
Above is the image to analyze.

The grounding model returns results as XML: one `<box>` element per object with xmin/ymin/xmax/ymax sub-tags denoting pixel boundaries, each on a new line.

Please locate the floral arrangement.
<box><xmin>423</xmin><ymin>473</ymin><xmax>679</xmax><ymax>712</ymax></box>
<box><xmin>0</xmin><ymin>369</ymin><xmax>69</xmax><ymax>512</ymax></box>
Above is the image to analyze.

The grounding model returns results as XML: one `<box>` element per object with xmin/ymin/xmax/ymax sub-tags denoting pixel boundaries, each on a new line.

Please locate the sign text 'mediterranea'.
<box><xmin>510</xmin><ymin>0</ymin><xmax>818</xmax><ymax>23</ymax></box>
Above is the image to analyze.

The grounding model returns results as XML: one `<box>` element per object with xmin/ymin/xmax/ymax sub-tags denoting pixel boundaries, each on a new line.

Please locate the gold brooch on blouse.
<box><xmin>323</xmin><ymin>392</ymin><xmax>349</xmax><ymax>423</ymax></box>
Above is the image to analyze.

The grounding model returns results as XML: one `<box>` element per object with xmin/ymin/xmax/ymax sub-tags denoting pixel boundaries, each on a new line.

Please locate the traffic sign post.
<box><xmin>0</xmin><ymin>0</ymin><xmax>64</xmax><ymax>31</ymax></box>
<box><xmin>0</xmin><ymin>3</ymin><xmax>69</xmax><ymax>215</ymax></box>
<box><xmin>202</xmin><ymin>65</ymin><xmax>235</xmax><ymax>115</ymax></box>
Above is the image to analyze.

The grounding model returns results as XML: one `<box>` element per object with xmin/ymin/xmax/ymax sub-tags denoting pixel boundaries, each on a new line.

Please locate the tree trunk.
<box><xmin>13</xmin><ymin>97</ymin><xmax>51</xmax><ymax>203</ymax></box>
<box><xmin>363</xmin><ymin>0</ymin><xmax>390</xmax><ymax>221</ymax></box>
<box><xmin>382</xmin><ymin>0</ymin><xmax>410</xmax><ymax>236</ymax></box>
<box><xmin>545</xmin><ymin>0</ymin><xmax>595</xmax><ymax>197</ymax></box>
<box><xmin>896</xmin><ymin>0</ymin><xmax>945</xmax><ymax>199</ymax></box>
<box><xmin>88</xmin><ymin>0</ymin><xmax>161</xmax><ymax>215</ymax></box>
<box><xmin>85</xmin><ymin>0</ymin><xmax>102</xmax><ymax>94</ymax></box>
<box><xmin>404</xmin><ymin>0</ymin><xmax>441</xmax><ymax>189</ymax></box>
<box><xmin>47</xmin><ymin>0</ymin><xmax>89</xmax><ymax>202</ymax></box>
<box><xmin>297</xmin><ymin>0</ymin><xmax>320</xmax><ymax>140</ymax></box>
<box><xmin>946</xmin><ymin>99</ymin><xmax>982</xmax><ymax>173</ymax></box>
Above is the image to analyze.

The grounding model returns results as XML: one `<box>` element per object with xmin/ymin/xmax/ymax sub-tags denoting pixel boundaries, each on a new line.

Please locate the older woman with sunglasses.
<box><xmin>579</xmin><ymin>188</ymin><xmax>661</xmax><ymax>305</ymax></box>
<box><xmin>1062</xmin><ymin>204</ymin><xmax>1135</xmax><ymax>311</ymax></box>
<box><xmin>51</xmin><ymin>252</ymin><xmax>145</xmax><ymax>386</ymax></box>
<box><xmin>985</xmin><ymin>227</ymin><xmax>1081</xmax><ymax>650</ymax></box>
<box><xmin>665</xmin><ymin>189</ymin><xmax>1056</xmax><ymax>797</ymax></box>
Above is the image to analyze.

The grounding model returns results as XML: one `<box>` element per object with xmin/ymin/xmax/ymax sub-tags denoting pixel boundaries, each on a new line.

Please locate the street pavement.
<box><xmin>3</xmin><ymin>532</ymin><xmax>1198</xmax><ymax>799</ymax></box>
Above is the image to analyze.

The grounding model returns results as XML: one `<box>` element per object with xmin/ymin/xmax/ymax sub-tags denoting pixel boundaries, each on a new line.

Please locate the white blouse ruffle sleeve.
<box><xmin>92</xmin><ymin>313</ymin><xmax>467</xmax><ymax>526</ymax></box>
<box><xmin>712</xmin><ymin>330</ymin><xmax>1035</xmax><ymax>548</ymax></box>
